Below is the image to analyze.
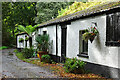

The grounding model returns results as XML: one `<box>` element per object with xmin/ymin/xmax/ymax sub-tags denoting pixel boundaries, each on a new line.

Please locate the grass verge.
<box><xmin>0</xmin><ymin>46</ymin><xmax>8</xmax><ymax>50</ymax></box>
<box><xmin>15</xmin><ymin>50</ymin><xmax>112</xmax><ymax>79</ymax></box>
<box><xmin>16</xmin><ymin>52</ymin><xmax>25</xmax><ymax>60</ymax></box>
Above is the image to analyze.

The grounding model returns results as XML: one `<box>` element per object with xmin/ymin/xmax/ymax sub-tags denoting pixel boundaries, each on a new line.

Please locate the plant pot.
<box><xmin>89</xmin><ymin>36</ymin><xmax>95</xmax><ymax>43</ymax></box>
<box><xmin>37</xmin><ymin>51</ymin><xmax>48</xmax><ymax>61</ymax></box>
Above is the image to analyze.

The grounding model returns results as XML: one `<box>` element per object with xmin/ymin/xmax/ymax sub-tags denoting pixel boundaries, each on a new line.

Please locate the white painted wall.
<box><xmin>17</xmin><ymin>15</ymin><xmax>119</xmax><ymax>69</ymax></box>
<box><xmin>17</xmin><ymin>34</ymin><xmax>30</xmax><ymax>48</ymax></box>
<box><xmin>66</xmin><ymin>14</ymin><xmax>119</xmax><ymax>68</ymax></box>
<box><xmin>17</xmin><ymin>36</ymin><xmax>20</xmax><ymax>48</ymax></box>
<box><xmin>118</xmin><ymin>47</ymin><xmax>120</xmax><ymax>68</ymax></box>
<box><xmin>38</xmin><ymin>25</ymin><xmax>56</xmax><ymax>55</ymax></box>
<box><xmin>47</xmin><ymin>25</ymin><xmax>56</xmax><ymax>55</ymax></box>
<box><xmin>57</xmin><ymin>25</ymin><xmax>61</xmax><ymax>57</ymax></box>
<box><xmin>17</xmin><ymin>34</ymin><xmax>25</xmax><ymax>48</ymax></box>
<box><xmin>32</xmin><ymin>31</ymin><xmax>37</xmax><ymax>49</ymax></box>
<box><xmin>26</xmin><ymin>35</ymin><xmax>30</xmax><ymax>48</ymax></box>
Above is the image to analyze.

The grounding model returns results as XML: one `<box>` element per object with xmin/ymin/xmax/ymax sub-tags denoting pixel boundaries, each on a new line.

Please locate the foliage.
<box><xmin>0</xmin><ymin>46</ymin><xmax>8</xmax><ymax>50</ymax></box>
<box><xmin>58</xmin><ymin>7</ymin><xmax>69</xmax><ymax>17</ymax></box>
<box><xmin>35</xmin><ymin>2</ymin><xmax>73</xmax><ymax>23</ymax></box>
<box><xmin>17</xmin><ymin>24</ymin><xmax>39</xmax><ymax>48</ymax></box>
<box><xmin>35</xmin><ymin>34</ymin><xmax>50</xmax><ymax>51</ymax></box>
<box><xmin>16</xmin><ymin>52</ymin><xmax>25</xmax><ymax>60</ymax></box>
<box><xmin>25</xmin><ymin>37</ymin><xmax>29</xmax><ymax>41</ymax></box>
<box><xmin>82</xmin><ymin>27</ymin><xmax>99</xmax><ymax>41</ymax></box>
<box><xmin>17</xmin><ymin>25</ymin><xmax>39</xmax><ymax>37</ymax></box>
<box><xmin>88</xmin><ymin>0</ymin><xmax>115</xmax><ymax>2</ymax></box>
<box><xmin>15</xmin><ymin>53</ymin><xmax>105</xmax><ymax>79</ymax></box>
<box><xmin>16</xmin><ymin>51</ymin><xmax>37</xmax><ymax>63</ymax></box>
<box><xmin>2</xmin><ymin>2</ymin><xmax>15</xmax><ymax>47</ymax></box>
<box><xmin>57</xmin><ymin>1</ymin><xmax>102</xmax><ymax>17</ymax></box>
<box><xmin>2</xmin><ymin>2</ymin><xmax>36</xmax><ymax>46</ymax></box>
<box><xmin>64</xmin><ymin>58</ymin><xmax>86</xmax><ymax>74</ymax></box>
<box><xmin>13</xmin><ymin>49</ymin><xmax>19</xmax><ymax>53</ymax></box>
<box><xmin>21</xmin><ymin>48</ymin><xmax>34</xmax><ymax>59</ymax></box>
<box><xmin>19</xmin><ymin>38</ymin><xmax>24</xmax><ymax>43</ymax></box>
<box><xmin>41</xmin><ymin>54</ymin><xmax>51</xmax><ymax>63</ymax></box>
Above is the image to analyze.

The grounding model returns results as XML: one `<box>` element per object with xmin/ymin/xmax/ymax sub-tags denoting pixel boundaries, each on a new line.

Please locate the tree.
<box><xmin>17</xmin><ymin>24</ymin><xmax>39</xmax><ymax>48</ymax></box>
<box><xmin>2</xmin><ymin>2</ymin><xmax>37</xmax><ymax>47</ymax></box>
<box><xmin>35</xmin><ymin>2</ymin><xmax>73</xmax><ymax>24</ymax></box>
<box><xmin>2</xmin><ymin>2</ymin><xmax>15</xmax><ymax>46</ymax></box>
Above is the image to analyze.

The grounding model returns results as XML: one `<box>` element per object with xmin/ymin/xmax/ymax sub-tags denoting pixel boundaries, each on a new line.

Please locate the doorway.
<box><xmin>61</xmin><ymin>24</ymin><xmax>67</xmax><ymax>62</ymax></box>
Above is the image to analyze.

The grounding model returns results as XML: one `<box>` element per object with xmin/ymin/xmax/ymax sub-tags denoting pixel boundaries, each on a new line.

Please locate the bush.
<box><xmin>64</xmin><ymin>58</ymin><xmax>86</xmax><ymax>74</ymax></box>
<box><xmin>21</xmin><ymin>48</ymin><xmax>34</xmax><ymax>59</ymax></box>
<box><xmin>14</xmin><ymin>49</ymin><xmax>19</xmax><ymax>53</ymax></box>
<box><xmin>41</xmin><ymin>54</ymin><xmax>51</xmax><ymax>63</ymax></box>
<box><xmin>35</xmin><ymin>34</ymin><xmax>49</xmax><ymax>51</ymax></box>
<box><xmin>0</xmin><ymin>46</ymin><xmax>8</xmax><ymax>50</ymax></box>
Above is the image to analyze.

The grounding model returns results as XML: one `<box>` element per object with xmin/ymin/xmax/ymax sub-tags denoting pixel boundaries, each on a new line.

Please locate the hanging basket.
<box><xmin>25</xmin><ymin>37</ymin><xmax>29</xmax><ymax>41</ymax></box>
<box><xmin>19</xmin><ymin>38</ymin><xmax>24</xmax><ymax>43</ymax></box>
<box><xmin>89</xmin><ymin>36</ymin><xmax>95</xmax><ymax>43</ymax></box>
<box><xmin>82</xmin><ymin>27</ymin><xmax>99</xmax><ymax>43</ymax></box>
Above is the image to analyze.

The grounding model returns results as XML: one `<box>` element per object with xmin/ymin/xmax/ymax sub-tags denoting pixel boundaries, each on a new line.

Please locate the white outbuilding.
<box><xmin>17</xmin><ymin>2</ymin><xmax>120</xmax><ymax>78</ymax></box>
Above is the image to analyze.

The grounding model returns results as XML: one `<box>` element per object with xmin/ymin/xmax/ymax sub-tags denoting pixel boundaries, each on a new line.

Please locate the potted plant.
<box><xmin>35</xmin><ymin>34</ymin><xmax>50</xmax><ymax>60</ymax></box>
<box><xmin>82</xmin><ymin>27</ymin><xmax>99</xmax><ymax>43</ymax></box>
<box><xmin>19</xmin><ymin>38</ymin><xmax>24</xmax><ymax>43</ymax></box>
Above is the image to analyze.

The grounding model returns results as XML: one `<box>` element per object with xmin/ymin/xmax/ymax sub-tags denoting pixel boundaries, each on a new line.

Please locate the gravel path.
<box><xmin>2</xmin><ymin>49</ymin><xmax>59</xmax><ymax>78</ymax></box>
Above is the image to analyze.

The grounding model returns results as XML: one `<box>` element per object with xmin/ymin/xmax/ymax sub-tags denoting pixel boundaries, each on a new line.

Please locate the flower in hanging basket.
<box><xmin>82</xmin><ymin>27</ymin><xmax>99</xmax><ymax>43</ymax></box>
<box><xmin>19</xmin><ymin>38</ymin><xmax>24</xmax><ymax>43</ymax></box>
<box><xmin>25</xmin><ymin>37</ymin><xmax>29</xmax><ymax>41</ymax></box>
<box><xmin>82</xmin><ymin>32</ymin><xmax>91</xmax><ymax>41</ymax></box>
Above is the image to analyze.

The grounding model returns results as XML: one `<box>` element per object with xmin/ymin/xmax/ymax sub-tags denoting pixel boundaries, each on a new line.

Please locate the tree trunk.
<box><xmin>29</xmin><ymin>37</ymin><xmax>32</xmax><ymax>48</ymax></box>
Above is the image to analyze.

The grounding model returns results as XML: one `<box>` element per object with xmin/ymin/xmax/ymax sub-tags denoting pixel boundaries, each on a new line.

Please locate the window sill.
<box><xmin>105</xmin><ymin>41</ymin><xmax>120</xmax><ymax>46</ymax></box>
<box><xmin>77</xmin><ymin>53</ymin><xmax>89</xmax><ymax>58</ymax></box>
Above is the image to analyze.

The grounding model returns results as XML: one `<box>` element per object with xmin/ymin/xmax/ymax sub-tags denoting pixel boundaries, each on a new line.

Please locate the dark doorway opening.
<box><xmin>61</xmin><ymin>24</ymin><xmax>67</xmax><ymax>62</ymax></box>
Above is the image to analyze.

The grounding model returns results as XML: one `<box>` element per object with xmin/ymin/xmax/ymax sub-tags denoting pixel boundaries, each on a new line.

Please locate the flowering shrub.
<box><xmin>64</xmin><ymin>58</ymin><xmax>86</xmax><ymax>74</ymax></box>
<box><xmin>41</xmin><ymin>54</ymin><xmax>51</xmax><ymax>63</ymax></box>
<box><xmin>82</xmin><ymin>27</ymin><xmax>98</xmax><ymax>42</ymax></box>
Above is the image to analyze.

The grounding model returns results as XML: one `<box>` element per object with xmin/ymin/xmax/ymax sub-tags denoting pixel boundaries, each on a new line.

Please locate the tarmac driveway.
<box><xmin>1</xmin><ymin>49</ymin><xmax>58</xmax><ymax>78</ymax></box>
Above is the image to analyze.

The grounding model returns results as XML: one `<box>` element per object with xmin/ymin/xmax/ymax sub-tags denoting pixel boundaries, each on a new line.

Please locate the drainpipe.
<box><xmin>56</xmin><ymin>24</ymin><xmax>58</xmax><ymax>62</ymax></box>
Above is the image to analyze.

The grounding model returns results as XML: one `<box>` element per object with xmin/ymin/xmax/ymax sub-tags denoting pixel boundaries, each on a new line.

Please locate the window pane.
<box><xmin>43</xmin><ymin>31</ymin><xmax>47</xmax><ymax>35</ymax></box>
<box><xmin>110</xmin><ymin>14</ymin><xmax>114</xmax><ymax>41</ymax></box>
<box><xmin>116</xmin><ymin>12</ymin><xmax>120</xmax><ymax>41</ymax></box>
<box><xmin>79</xmin><ymin>30</ymin><xmax>88</xmax><ymax>54</ymax></box>
<box><xmin>106</xmin><ymin>12</ymin><xmax>120</xmax><ymax>46</ymax></box>
<box><xmin>82</xmin><ymin>40</ymin><xmax>88</xmax><ymax>52</ymax></box>
<box><xmin>107</xmin><ymin>12</ymin><xmax>120</xmax><ymax>42</ymax></box>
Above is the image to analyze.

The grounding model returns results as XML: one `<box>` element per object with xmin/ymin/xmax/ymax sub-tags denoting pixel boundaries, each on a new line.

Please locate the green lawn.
<box><xmin>16</xmin><ymin>52</ymin><xmax>25</xmax><ymax>60</ymax></box>
<box><xmin>0</xmin><ymin>46</ymin><xmax>8</xmax><ymax>50</ymax></box>
<box><xmin>15</xmin><ymin>52</ymin><xmax>33</xmax><ymax>63</ymax></box>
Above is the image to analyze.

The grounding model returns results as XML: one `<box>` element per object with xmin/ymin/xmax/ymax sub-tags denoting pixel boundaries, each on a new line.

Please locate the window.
<box><xmin>106</xmin><ymin>12</ymin><xmax>120</xmax><ymax>46</ymax></box>
<box><xmin>77</xmin><ymin>30</ymin><xmax>88</xmax><ymax>58</ymax></box>
<box><xmin>43</xmin><ymin>31</ymin><xmax>47</xmax><ymax>35</ymax></box>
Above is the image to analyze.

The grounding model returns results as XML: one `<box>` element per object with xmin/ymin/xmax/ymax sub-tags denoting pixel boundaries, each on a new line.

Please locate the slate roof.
<box><xmin>37</xmin><ymin>2</ymin><xmax>120</xmax><ymax>28</ymax></box>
